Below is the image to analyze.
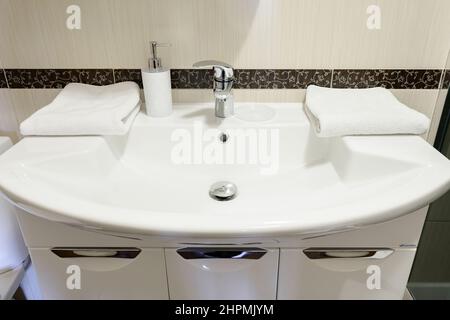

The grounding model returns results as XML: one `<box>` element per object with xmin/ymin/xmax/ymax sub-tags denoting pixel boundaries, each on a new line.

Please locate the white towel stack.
<box><xmin>20</xmin><ymin>81</ymin><xmax>141</xmax><ymax>136</ymax></box>
<box><xmin>304</xmin><ymin>85</ymin><xmax>430</xmax><ymax>138</ymax></box>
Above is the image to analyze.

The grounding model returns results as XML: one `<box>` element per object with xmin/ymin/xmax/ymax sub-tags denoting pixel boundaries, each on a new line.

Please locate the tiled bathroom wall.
<box><xmin>1</xmin><ymin>0</ymin><xmax>450</xmax><ymax>143</ymax></box>
<box><xmin>408</xmin><ymin>53</ymin><xmax>450</xmax><ymax>299</ymax></box>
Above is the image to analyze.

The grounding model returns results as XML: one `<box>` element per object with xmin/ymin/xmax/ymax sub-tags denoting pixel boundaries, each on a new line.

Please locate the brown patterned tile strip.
<box><xmin>114</xmin><ymin>69</ymin><xmax>332</xmax><ymax>89</ymax></box>
<box><xmin>113</xmin><ymin>69</ymin><xmax>143</xmax><ymax>88</ymax></box>
<box><xmin>171</xmin><ymin>69</ymin><xmax>333</xmax><ymax>89</ymax></box>
<box><xmin>5</xmin><ymin>69</ymin><xmax>114</xmax><ymax>88</ymax></box>
<box><xmin>171</xmin><ymin>69</ymin><xmax>213</xmax><ymax>89</ymax></box>
<box><xmin>0</xmin><ymin>69</ymin><xmax>8</xmax><ymax>88</ymax></box>
<box><xmin>114</xmin><ymin>68</ymin><xmax>213</xmax><ymax>89</ymax></box>
<box><xmin>235</xmin><ymin>69</ymin><xmax>332</xmax><ymax>89</ymax></box>
<box><xmin>3</xmin><ymin>68</ymin><xmax>445</xmax><ymax>89</ymax></box>
<box><xmin>115</xmin><ymin>69</ymin><xmax>213</xmax><ymax>89</ymax></box>
<box><xmin>332</xmin><ymin>69</ymin><xmax>442</xmax><ymax>89</ymax></box>
<box><xmin>443</xmin><ymin>70</ymin><xmax>450</xmax><ymax>89</ymax></box>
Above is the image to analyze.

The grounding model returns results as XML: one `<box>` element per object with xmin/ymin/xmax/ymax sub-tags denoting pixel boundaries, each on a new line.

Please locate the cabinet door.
<box><xmin>278</xmin><ymin>248</ymin><xmax>416</xmax><ymax>300</ymax></box>
<box><xmin>30</xmin><ymin>248</ymin><xmax>168</xmax><ymax>299</ymax></box>
<box><xmin>166</xmin><ymin>248</ymin><xmax>279</xmax><ymax>299</ymax></box>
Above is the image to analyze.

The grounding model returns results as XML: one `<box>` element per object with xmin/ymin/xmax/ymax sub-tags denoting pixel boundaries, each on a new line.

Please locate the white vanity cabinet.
<box><xmin>165</xmin><ymin>248</ymin><xmax>279</xmax><ymax>299</ymax></box>
<box><xmin>29</xmin><ymin>248</ymin><xmax>168</xmax><ymax>300</ymax></box>
<box><xmin>277</xmin><ymin>248</ymin><xmax>416</xmax><ymax>300</ymax></box>
<box><xmin>16</xmin><ymin>208</ymin><xmax>426</xmax><ymax>300</ymax></box>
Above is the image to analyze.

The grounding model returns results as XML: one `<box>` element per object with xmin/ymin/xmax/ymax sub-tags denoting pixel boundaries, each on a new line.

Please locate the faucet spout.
<box><xmin>193</xmin><ymin>60</ymin><xmax>234</xmax><ymax>118</ymax></box>
<box><xmin>215</xmin><ymin>95</ymin><xmax>234</xmax><ymax>118</ymax></box>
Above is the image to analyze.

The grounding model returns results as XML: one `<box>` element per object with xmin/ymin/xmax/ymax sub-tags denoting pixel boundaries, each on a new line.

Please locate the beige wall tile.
<box><xmin>0</xmin><ymin>89</ymin><xmax>19</xmax><ymax>142</ymax></box>
<box><xmin>1</xmin><ymin>89</ymin><xmax>60</xmax><ymax>141</ymax></box>
<box><xmin>330</xmin><ymin>0</ymin><xmax>450</xmax><ymax>69</ymax></box>
<box><xmin>0</xmin><ymin>87</ymin><xmax>441</xmax><ymax>146</ymax></box>
<box><xmin>390</xmin><ymin>89</ymin><xmax>439</xmax><ymax>142</ymax></box>
<box><xmin>0</xmin><ymin>0</ymin><xmax>115</xmax><ymax>68</ymax></box>
<box><xmin>7</xmin><ymin>89</ymin><xmax>60</xmax><ymax>124</ymax></box>
<box><xmin>1</xmin><ymin>0</ymin><xmax>449</xmax><ymax>69</ymax></box>
<box><xmin>391</xmin><ymin>89</ymin><xmax>438</xmax><ymax>120</ymax></box>
<box><xmin>173</xmin><ymin>89</ymin><xmax>436</xmax><ymax>116</ymax></box>
<box><xmin>172</xmin><ymin>89</ymin><xmax>306</xmax><ymax>103</ymax></box>
<box><xmin>171</xmin><ymin>89</ymin><xmax>439</xmax><ymax>144</ymax></box>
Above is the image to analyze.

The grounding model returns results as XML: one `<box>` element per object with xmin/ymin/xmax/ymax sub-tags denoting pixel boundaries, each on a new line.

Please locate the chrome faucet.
<box><xmin>193</xmin><ymin>60</ymin><xmax>234</xmax><ymax>118</ymax></box>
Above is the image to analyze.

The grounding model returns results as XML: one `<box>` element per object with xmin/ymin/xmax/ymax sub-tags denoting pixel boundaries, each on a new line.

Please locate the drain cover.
<box><xmin>209</xmin><ymin>181</ymin><xmax>237</xmax><ymax>201</ymax></box>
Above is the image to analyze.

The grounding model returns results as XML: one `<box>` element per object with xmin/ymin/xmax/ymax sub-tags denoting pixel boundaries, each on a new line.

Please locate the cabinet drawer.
<box><xmin>166</xmin><ymin>247</ymin><xmax>279</xmax><ymax>299</ymax></box>
<box><xmin>30</xmin><ymin>248</ymin><xmax>168</xmax><ymax>299</ymax></box>
<box><xmin>278</xmin><ymin>248</ymin><xmax>416</xmax><ymax>300</ymax></box>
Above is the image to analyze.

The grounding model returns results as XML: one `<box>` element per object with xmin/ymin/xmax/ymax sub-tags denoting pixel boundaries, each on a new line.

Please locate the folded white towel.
<box><xmin>20</xmin><ymin>82</ymin><xmax>141</xmax><ymax>136</ymax></box>
<box><xmin>305</xmin><ymin>85</ymin><xmax>430</xmax><ymax>137</ymax></box>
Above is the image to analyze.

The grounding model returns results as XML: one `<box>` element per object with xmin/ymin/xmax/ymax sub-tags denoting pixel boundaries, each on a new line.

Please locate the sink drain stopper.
<box><xmin>209</xmin><ymin>181</ymin><xmax>237</xmax><ymax>201</ymax></box>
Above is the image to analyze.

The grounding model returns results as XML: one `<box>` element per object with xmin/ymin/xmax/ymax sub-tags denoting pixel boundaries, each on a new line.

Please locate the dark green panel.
<box><xmin>427</xmin><ymin>191</ymin><xmax>450</xmax><ymax>221</ymax></box>
<box><xmin>409</xmin><ymin>221</ymin><xmax>450</xmax><ymax>282</ymax></box>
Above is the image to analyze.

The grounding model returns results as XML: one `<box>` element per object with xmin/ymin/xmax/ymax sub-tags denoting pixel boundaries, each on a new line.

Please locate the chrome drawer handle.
<box><xmin>176</xmin><ymin>247</ymin><xmax>267</xmax><ymax>260</ymax></box>
<box><xmin>303</xmin><ymin>248</ymin><xmax>394</xmax><ymax>260</ymax></box>
<box><xmin>51</xmin><ymin>248</ymin><xmax>141</xmax><ymax>259</ymax></box>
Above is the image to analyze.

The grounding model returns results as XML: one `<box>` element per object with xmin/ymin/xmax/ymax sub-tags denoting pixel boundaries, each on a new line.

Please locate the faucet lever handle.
<box><xmin>193</xmin><ymin>60</ymin><xmax>234</xmax><ymax>81</ymax></box>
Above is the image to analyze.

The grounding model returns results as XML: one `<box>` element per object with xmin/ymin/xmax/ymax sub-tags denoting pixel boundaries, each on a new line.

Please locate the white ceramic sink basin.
<box><xmin>0</xmin><ymin>103</ymin><xmax>450</xmax><ymax>237</ymax></box>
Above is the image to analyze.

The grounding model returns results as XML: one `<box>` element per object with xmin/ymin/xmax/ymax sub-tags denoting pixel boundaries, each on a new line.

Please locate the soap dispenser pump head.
<box><xmin>149</xmin><ymin>41</ymin><xmax>170</xmax><ymax>71</ymax></box>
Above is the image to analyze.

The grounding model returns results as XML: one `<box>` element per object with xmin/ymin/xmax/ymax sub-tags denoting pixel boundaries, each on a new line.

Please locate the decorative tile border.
<box><xmin>171</xmin><ymin>69</ymin><xmax>213</xmax><ymax>89</ymax></box>
<box><xmin>1</xmin><ymin>68</ymin><xmax>447</xmax><ymax>90</ymax></box>
<box><xmin>235</xmin><ymin>69</ymin><xmax>332</xmax><ymax>89</ymax></box>
<box><xmin>113</xmin><ymin>69</ymin><xmax>332</xmax><ymax>89</ymax></box>
<box><xmin>443</xmin><ymin>70</ymin><xmax>450</xmax><ymax>89</ymax></box>
<box><xmin>0</xmin><ymin>69</ymin><xmax>8</xmax><ymax>88</ymax></box>
<box><xmin>115</xmin><ymin>69</ymin><xmax>215</xmax><ymax>89</ymax></box>
<box><xmin>332</xmin><ymin>69</ymin><xmax>442</xmax><ymax>89</ymax></box>
<box><xmin>4</xmin><ymin>69</ymin><xmax>114</xmax><ymax>88</ymax></box>
<box><xmin>114</xmin><ymin>69</ymin><xmax>142</xmax><ymax>87</ymax></box>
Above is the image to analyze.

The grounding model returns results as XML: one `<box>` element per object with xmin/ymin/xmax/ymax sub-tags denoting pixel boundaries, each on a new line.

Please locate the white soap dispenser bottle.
<box><xmin>141</xmin><ymin>41</ymin><xmax>173</xmax><ymax>117</ymax></box>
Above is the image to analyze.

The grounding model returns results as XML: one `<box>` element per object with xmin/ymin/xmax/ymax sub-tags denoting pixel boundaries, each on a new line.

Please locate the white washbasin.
<box><xmin>0</xmin><ymin>103</ymin><xmax>449</xmax><ymax>237</ymax></box>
